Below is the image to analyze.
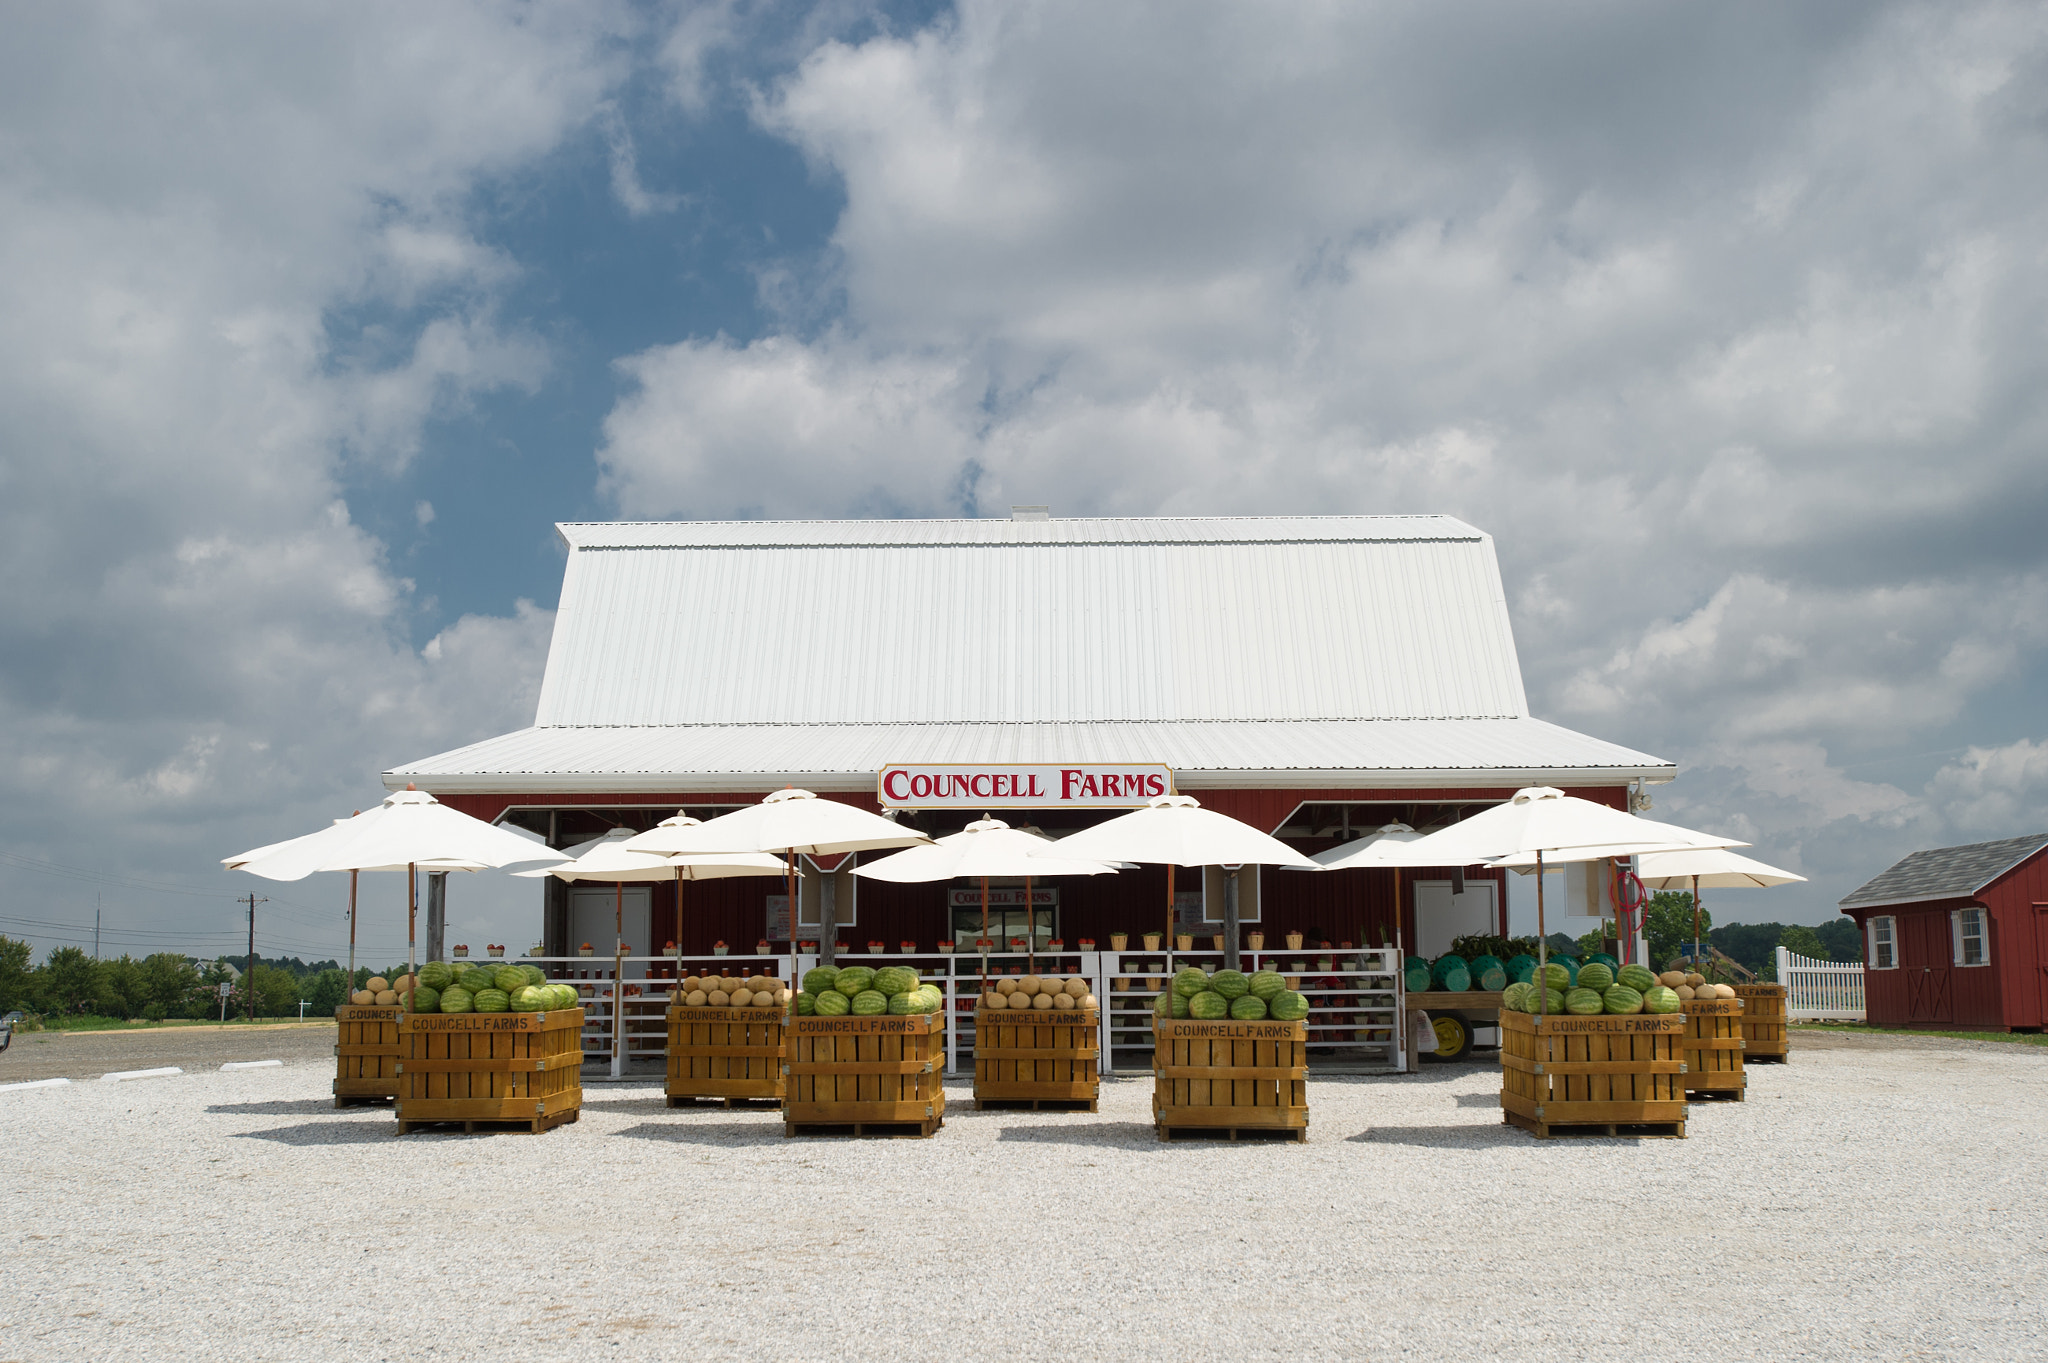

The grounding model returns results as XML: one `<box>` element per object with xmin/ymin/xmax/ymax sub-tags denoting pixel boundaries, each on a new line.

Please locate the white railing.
<box><xmin>1776</xmin><ymin>947</ymin><xmax>1865</xmax><ymax>1020</ymax></box>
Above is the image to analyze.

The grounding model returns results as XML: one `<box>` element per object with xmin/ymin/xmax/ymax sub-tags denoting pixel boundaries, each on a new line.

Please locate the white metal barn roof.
<box><xmin>386</xmin><ymin>514</ymin><xmax>1674</xmax><ymax>793</ymax></box>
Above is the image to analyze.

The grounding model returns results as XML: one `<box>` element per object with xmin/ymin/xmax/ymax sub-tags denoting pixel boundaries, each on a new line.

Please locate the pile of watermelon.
<box><xmin>1153</xmin><ymin>967</ymin><xmax>1309</xmax><ymax>1022</ymax></box>
<box><xmin>1502</xmin><ymin>961</ymin><xmax>1679</xmax><ymax>1016</ymax></box>
<box><xmin>406</xmin><ymin>960</ymin><xmax>578</xmax><ymax>1015</ymax></box>
<box><xmin>794</xmin><ymin>964</ymin><xmax>942</xmax><ymax>1017</ymax></box>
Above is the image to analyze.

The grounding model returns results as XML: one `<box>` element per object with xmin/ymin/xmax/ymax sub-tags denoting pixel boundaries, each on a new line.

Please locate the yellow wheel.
<box><xmin>1425</xmin><ymin>1013</ymin><xmax>1472</xmax><ymax>1062</ymax></box>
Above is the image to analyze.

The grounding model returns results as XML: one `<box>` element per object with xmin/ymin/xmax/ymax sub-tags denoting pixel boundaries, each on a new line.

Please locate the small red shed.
<box><xmin>1838</xmin><ymin>833</ymin><xmax>2048</xmax><ymax>1031</ymax></box>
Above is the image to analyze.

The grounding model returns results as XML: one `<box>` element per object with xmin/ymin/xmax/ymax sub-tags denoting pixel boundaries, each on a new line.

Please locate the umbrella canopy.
<box><xmin>1397</xmin><ymin>788</ymin><xmax>1744</xmax><ymax>866</ymax></box>
<box><xmin>622</xmin><ymin>788</ymin><xmax>930</xmax><ymax>857</ymax></box>
<box><xmin>855</xmin><ymin>817</ymin><xmax>1119</xmax><ymax>882</ymax></box>
<box><xmin>1635</xmin><ymin>847</ymin><xmax>1805</xmax><ymax>889</ymax></box>
<box><xmin>1308</xmin><ymin>822</ymin><xmax>1448</xmax><ymax>870</ymax></box>
<box><xmin>513</xmin><ymin>826</ymin><xmax>786</xmax><ymax>883</ymax></box>
<box><xmin>225</xmin><ymin>788</ymin><xmax>564</xmax><ymax>881</ymax></box>
<box><xmin>1038</xmin><ymin>795</ymin><xmax>1319</xmax><ymax>870</ymax></box>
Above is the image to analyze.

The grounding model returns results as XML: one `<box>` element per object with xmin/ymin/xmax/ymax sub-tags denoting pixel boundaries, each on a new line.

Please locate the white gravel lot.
<box><xmin>2</xmin><ymin>1039</ymin><xmax>2042</xmax><ymax>1362</ymax></box>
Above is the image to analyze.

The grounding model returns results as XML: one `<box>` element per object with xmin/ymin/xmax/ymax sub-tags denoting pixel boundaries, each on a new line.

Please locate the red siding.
<box><xmin>1983</xmin><ymin>850</ymin><xmax>2048</xmax><ymax>1029</ymax></box>
<box><xmin>1848</xmin><ymin>871</ymin><xmax>2047</xmax><ymax>1031</ymax></box>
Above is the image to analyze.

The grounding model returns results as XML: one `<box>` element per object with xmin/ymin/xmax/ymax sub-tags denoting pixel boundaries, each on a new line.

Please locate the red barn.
<box><xmin>1838</xmin><ymin>833</ymin><xmax>2048</xmax><ymax>1031</ymax></box>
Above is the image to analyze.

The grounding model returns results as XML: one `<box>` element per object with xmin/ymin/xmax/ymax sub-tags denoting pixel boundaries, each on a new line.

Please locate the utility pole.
<box><xmin>242</xmin><ymin>892</ymin><xmax>267</xmax><ymax>1023</ymax></box>
<box><xmin>94</xmin><ymin>895</ymin><xmax>101</xmax><ymax>959</ymax></box>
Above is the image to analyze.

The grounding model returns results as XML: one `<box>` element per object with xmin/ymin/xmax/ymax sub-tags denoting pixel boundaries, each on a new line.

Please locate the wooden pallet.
<box><xmin>333</xmin><ymin>1005</ymin><xmax>402</xmax><ymax>1108</ymax></box>
<box><xmin>1500</xmin><ymin>1009</ymin><xmax>1687</xmax><ymax>1138</ymax></box>
<box><xmin>974</xmin><ymin>1097</ymin><xmax>1098</xmax><ymax>1112</ymax></box>
<box><xmin>395</xmin><ymin>1008</ymin><xmax>583</xmax><ymax>1135</ymax></box>
<box><xmin>784</xmin><ymin>1117</ymin><xmax>943</xmax><ymax>1139</ymax></box>
<box><xmin>1682</xmin><ymin>998</ymin><xmax>1747</xmax><ymax>1100</ymax></box>
<box><xmin>1158</xmin><ymin>1122</ymin><xmax>1306</xmax><ymax>1144</ymax></box>
<box><xmin>1503</xmin><ymin>1108</ymin><xmax>1686</xmax><ymax>1140</ymax></box>
<box><xmin>666</xmin><ymin>1094</ymin><xmax>783</xmax><ymax>1110</ymax></box>
<box><xmin>1745</xmin><ymin>1052</ymin><xmax>1790</xmax><ymax>1064</ymax></box>
<box><xmin>1686</xmin><ymin>1086</ymin><xmax>1746</xmax><ymax>1102</ymax></box>
<box><xmin>398</xmin><ymin>1108</ymin><xmax>580</xmax><ymax>1136</ymax></box>
<box><xmin>784</xmin><ymin>1012</ymin><xmax>946</xmax><ymax>1138</ymax></box>
<box><xmin>1152</xmin><ymin>1017</ymin><xmax>1309</xmax><ymax>1138</ymax></box>
<box><xmin>974</xmin><ymin>1007</ymin><xmax>1099</xmax><ymax>1111</ymax></box>
<box><xmin>665</xmin><ymin>1005</ymin><xmax>787</xmax><ymax>1105</ymax></box>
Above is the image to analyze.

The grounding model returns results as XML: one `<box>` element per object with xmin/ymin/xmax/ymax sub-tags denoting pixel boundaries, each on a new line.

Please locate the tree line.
<box><xmin>0</xmin><ymin>937</ymin><xmax>411</xmax><ymax>1023</ymax></box>
<box><xmin>1638</xmin><ymin>892</ymin><xmax>1863</xmax><ymax>977</ymax></box>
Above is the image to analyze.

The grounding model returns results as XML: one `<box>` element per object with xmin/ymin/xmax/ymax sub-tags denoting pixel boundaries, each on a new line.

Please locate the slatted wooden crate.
<box><xmin>785</xmin><ymin>1012</ymin><xmax>946</xmax><ymax>1138</ymax></box>
<box><xmin>333</xmin><ymin>1005</ymin><xmax>402</xmax><ymax>1108</ymax></box>
<box><xmin>666</xmin><ymin>1006</ymin><xmax>786</xmax><ymax>1107</ymax></box>
<box><xmin>1733</xmin><ymin>983</ymin><xmax>1789</xmax><ymax>1062</ymax></box>
<box><xmin>1151</xmin><ymin>1017</ymin><xmax>1307</xmax><ymax>1142</ymax></box>
<box><xmin>1500</xmin><ymin>1010</ymin><xmax>1687</xmax><ymax>1138</ymax></box>
<box><xmin>1681</xmin><ymin>997</ymin><xmax>1747</xmax><ymax>1101</ymax></box>
<box><xmin>395</xmin><ymin>1008</ymin><xmax>584</xmax><ymax>1134</ymax></box>
<box><xmin>974</xmin><ymin>1008</ymin><xmax>1099</xmax><ymax>1110</ymax></box>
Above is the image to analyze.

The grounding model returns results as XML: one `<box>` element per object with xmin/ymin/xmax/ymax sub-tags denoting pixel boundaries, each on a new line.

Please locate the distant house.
<box><xmin>1838</xmin><ymin>834</ymin><xmax>2048</xmax><ymax>1031</ymax></box>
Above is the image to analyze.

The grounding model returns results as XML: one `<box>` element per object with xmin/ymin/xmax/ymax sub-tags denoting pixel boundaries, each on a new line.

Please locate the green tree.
<box><xmin>302</xmin><ymin>968</ymin><xmax>349</xmax><ymax>1014</ymax></box>
<box><xmin>1779</xmin><ymin>924</ymin><xmax>1828</xmax><ymax>961</ymax></box>
<box><xmin>138</xmin><ymin>953</ymin><xmax>201</xmax><ymax>1016</ymax></box>
<box><xmin>97</xmin><ymin>955</ymin><xmax>144</xmax><ymax>1018</ymax></box>
<box><xmin>1644</xmin><ymin>891</ymin><xmax>1708</xmax><ymax>966</ymax></box>
<box><xmin>1708</xmin><ymin>922</ymin><xmax>1786</xmax><ymax>976</ymax></box>
<box><xmin>0</xmin><ymin>935</ymin><xmax>33</xmax><ymax>1011</ymax></box>
<box><xmin>1814</xmin><ymin>918</ymin><xmax>1863</xmax><ymax>962</ymax></box>
<box><xmin>40</xmin><ymin>946</ymin><xmax>104</xmax><ymax>1014</ymax></box>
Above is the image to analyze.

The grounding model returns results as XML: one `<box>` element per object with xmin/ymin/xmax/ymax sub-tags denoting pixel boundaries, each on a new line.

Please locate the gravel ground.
<box><xmin>0</xmin><ymin>1023</ymin><xmax>337</xmax><ymax>1081</ymax></box>
<box><xmin>2</xmin><ymin>1036</ymin><xmax>2041</xmax><ymax>1362</ymax></box>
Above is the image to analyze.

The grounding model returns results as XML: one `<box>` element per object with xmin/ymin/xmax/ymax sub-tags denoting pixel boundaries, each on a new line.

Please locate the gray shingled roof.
<box><xmin>1839</xmin><ymin>833</ymin><xmax>2048</xmax><ymax>909</ymax></box>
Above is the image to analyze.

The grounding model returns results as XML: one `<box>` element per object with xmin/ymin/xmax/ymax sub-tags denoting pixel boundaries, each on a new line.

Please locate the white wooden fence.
<box><xmin>1775</xmin><ymin>946</ymin><xmax>1865</xmax><ymax>1020</ymax></box>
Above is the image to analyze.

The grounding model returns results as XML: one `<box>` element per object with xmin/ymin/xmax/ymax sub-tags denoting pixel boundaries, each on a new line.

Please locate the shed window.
<box><xmin>1952</xmin><ymin>908</ymin><xmax>1988</xmax><ymax>967</ymax></box>
<box><xmin>1869</xmin><ymin>916</ymin><xmax>1896</xmax><ymax>970</ymax></box>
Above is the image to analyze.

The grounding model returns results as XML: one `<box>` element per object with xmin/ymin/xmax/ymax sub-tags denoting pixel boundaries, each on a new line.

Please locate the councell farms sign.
<box><xmin>877</xmin><ymin>763</ymin><xmax>1174</xmax><ymax>810</ymax></box>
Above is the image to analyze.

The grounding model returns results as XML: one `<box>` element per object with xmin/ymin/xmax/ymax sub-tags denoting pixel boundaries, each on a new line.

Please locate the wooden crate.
<box><xmin>1682</xmin><ymin>997</ymin><xmax>1747</xmax><ymax>1100</ymax></box>
<box><xmin>974</xmin><ymin>1008</ymin><xmax>1099</xmax><ymax>1110</ymax></box>
<box><xmin>395</xmin><ymin>1008</ymin><xmax>584</xmax><ymax>1134</ymax></box>
<box><xmin>1734</xmin><ymin>984</ymin><xmax>1789</xmax><ymax>1062</ymax></box>
<box><xmin>666</xmin><ymin>1006</ymin><xmax>786</xmax><ymax>1107</ymax></box>
<box><xmin>1152</xmin><ymin>1017</ymin><xmax>1307</xmax><ymax>1142</ymax></box>
<box><xmin>1500</xmin><ymin>1010</ymin><xmax>1686</xmax><ymax>1138</ymax></box>
<box><xmin>333</xmin><ymin>1005</ymin><xmax>401</xmax><ymax>1108</ymax></box>
<box><xmin>785</xmin><ymin>1012</ymin><xmax>946</xmax><ymax>1137</ymax></box>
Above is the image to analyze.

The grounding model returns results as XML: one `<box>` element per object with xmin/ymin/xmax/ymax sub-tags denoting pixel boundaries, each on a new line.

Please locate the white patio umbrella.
<box><xmin>1397</xmin><ymin>787</ymin><xmax>1745</xmax><ymax>1015</ymax></box>
<box><xmin>1299</xmin><ymin>822</ymin><xmax>1448</xmax><ymax>962</ymax></box>
<box><xmin>857</xmin><ymin>817</ymin><xmax>1119</xmax><ymax>968</ymax></box>
<box><xmin>1035</xmin><ymin>795</ymin><xmax>1317</xmax><ymax>971</ymax></box>
<box><xmin>623</xmin><ymin>789</ymin><xmax>930</xmax><ymax>965</ymax></box>
<box><xmin>224</xmin><ymin>786</ymin><xmax>569</xmax><ymax>980</ymax></box>
<box><xmin>1636</xmin><ymin>846</ymin><xmax>1805</xmax><ymax>966</ymax></box>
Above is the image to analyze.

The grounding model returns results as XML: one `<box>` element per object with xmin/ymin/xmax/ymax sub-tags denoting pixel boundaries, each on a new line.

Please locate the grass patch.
<box><xmin>1793</xmin><ymin>1021</ymin><xmax>2048</xmax><ymax>1047</ymax></box>
<box><xmin>16</xmin><ymin>1015</ymin><xmax>334</xmax><ymax>1033</ymax></box>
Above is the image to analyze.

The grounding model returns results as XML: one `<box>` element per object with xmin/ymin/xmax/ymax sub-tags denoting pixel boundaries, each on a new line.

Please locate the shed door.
<box><xmin>1904</xmin><ymin>914</ymin><xmax>1952</xmax><ymax>1023</ymax></box>
<box><xmin>1413</xmin><ymin>879</ymin><xmax>1499</xmax><ymax>959</ymax></box>
<box><xmin>569</xmin><ymin>886</ymin><xmax>652</xmax><ymax>980</ymax></box>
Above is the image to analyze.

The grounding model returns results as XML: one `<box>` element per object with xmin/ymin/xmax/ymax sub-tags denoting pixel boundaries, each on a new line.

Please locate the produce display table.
<box><xmin>1733</xmin><ymin>984</ymin><xmax>1789</xmax><ymax>1062</ymax></box>
<box><xmin>333</xmin><ymin>1004</ymin><xmax>401</xmax><ymax>1108</ymax></box>
<box><xmin>1500</xmin><ymin>1010</ymin><xmax>1686</xmax><ymax>1139</ymax></box>
<box><xmin>785</xmin><ymin>1012</ymin><xmax>946</xmax><ymax>1138</ymax></box>
<box><xmin>666</xmin><ymin>1006</ymin><xmax>786</xmax><ymax>1108</ymax></box>
<box><xmin>1681</xmin><ymin>998</ymin><xmax>1747</xmax><ymax>1101</ymax></box>
<box><xmin>394</xmin><ymin>1008</ymin><xmax>584</xmax><ymax>1135</ymax></box>
<box><xmin>974</xmin><ymin>1008</ymin><xmax>1099</xmax><ymax>1110</ymax></box>
<box><xmin>1152</xmin><ymin>1017</ymin><xmax>1307</xmax><ymax>1143</ymax></box>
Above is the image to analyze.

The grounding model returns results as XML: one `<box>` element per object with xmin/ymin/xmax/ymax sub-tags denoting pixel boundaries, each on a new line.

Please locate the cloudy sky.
<box><xmin>3</xmin><ymin>0</ymin><xmax>2044</xmax><ymax>965</ymax></box>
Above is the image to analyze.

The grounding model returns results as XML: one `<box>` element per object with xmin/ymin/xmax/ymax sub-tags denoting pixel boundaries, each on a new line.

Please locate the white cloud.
<box><xmin>1927</xmin><ymin>740</ymin><xmax>2048</xmax><ymax>835</ymax></box>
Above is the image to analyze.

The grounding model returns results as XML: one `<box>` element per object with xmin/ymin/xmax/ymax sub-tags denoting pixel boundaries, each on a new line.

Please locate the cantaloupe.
<box><xmin>1080</xmin><ymin>994</ymin><xmax>1097</xmax><ymax>1010</ymax></box>
<box><xmin>365</xmin><ymin>976</ymin><xmax>389</xmax><ymax>993</ymax></box>
<box><xmin>707</xmin><ymin>990</ymin><xmax>729</xmax><ymax>1006</ymax></box>
<box><xmin>1031</xmin><ymin>993</ymin><xmax>1054</xmax><ymax>1010</ymax></box>
<box><xmin>685</xmin><ymin>989</ymin><xmax>707</xmax><ymax>1006</ymax></box>
<box><xmin>1659</xmin><ymin>970</ymin><xmax>1686</xmax><ymax>987</ymax></box>
<box><xmin>731</xmin><ymin>988</ymin><xmax>754</xmax><ymax>1007</ymax></box>
<box><xmin>1064</xmin><ymin>977</ymin><xmax>1088</xmax><ymax>997</ymax></box>
<box><xmin>1675</xmin><ymin>984</ymin><xmax>1696</xmax><ymax>1001</ymax></box>
<box><xmin>997</xmin><ymin>978</ymin><xmax>1019</xmax><ymax>996</ymax></box>
<box><xmin>1053</xmin><ymin>993</ymin><xmax>1075</xmax><ymax>1010</ymax></box>
<box><xmin>1683</xmin><ymin>972</ymin><xmax>1705</xmax><ymax>987</ymax></box>
<box><xmin>682</xmin><ymin>975</ymin><xmax>701</xmax><ymax>992</ymax></box>
<box><xmin>1018</xmin><ymin>975</ymin><xmax>1042</xmax><ymax>995</ymax></box>
<box><xmin>350</xmin><ymin>989</ymin><xmax>375</xmax><ymax>1005</ymax></box>
<box><xmin>374</xmin><ymin>989</ymin><xmax>397</xmax><ymax>1006</ymax></box>
<box><xmin>983</xmin><ymin>990</ymin><xmax>1007</xmax><ymax>1009</ymax></box>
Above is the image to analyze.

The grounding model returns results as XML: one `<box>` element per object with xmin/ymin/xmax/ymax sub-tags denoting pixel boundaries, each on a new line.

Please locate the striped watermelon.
<box><xmin>1248</xmin><ymin>970</ymin><xmax>1286</xmax><ymax>1001</ymax></box>
<box><xmin>1268</xmin><ymin>990</ymin><xmax>1309</xmax><ymax>1021</ymax></box>
<box><xmin>849</xmin><ymin>989</ymin><xmax>887</xmax><ymax>1016</ymax></box>
<box><xmin>1602</xmin><ymin>984</ymin><xmax>1644</xmax><ymax>1015</ymax></box>
<box><xmin>814</xmin><ymin>990</ymin><xmax>850</xmax><ymax>1016</ymax></box>
<box><xmin>1563</xmin><ymin>988</ymin><xmax>1603</xmax><ymax>1016</ymax></box>
<box><xmin>1229</xmin><ymin>994</ymin><xmax>1268</xmax><ymax>1020</ymax></box>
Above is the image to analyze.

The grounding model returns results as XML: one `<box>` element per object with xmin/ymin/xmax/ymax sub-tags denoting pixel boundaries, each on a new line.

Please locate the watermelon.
<box><xmin>1616</xmin><ymin>964</ymin><xmax>1657</xmax><ymax>993</ymax></box>
<box><xmin>814</xmin><ymin>989</ymin><xmax>850</xmax><ymax>1016</ymax></box>
<box><xmin>1248</xmin><ymin>970</ymin><xmax>1286</xmax><ymax>1001</ymax></box>
<box><xmin>520</xmin><ymin>965</ymin><xmax>547</xmax><ymax>988</ymax></box>
<box><xmin>473</xmin><ymin>988</ymin><xmax>510</xmax><ymax>1013</ymax></box>
<box><xmin>545</xmin><ymin>984</ymin><xmax>575</xmax><ymax>1010</ymax></box>
<box><xmin>1602</xmin><ymin>984</ymin><xmax>1644</xmax><ymax>1015</ymax></box>
<box><xmin>1168</xmin><ymin>990</ymin><xmax>1191</xmax><ymax>1018</ymax></box>
<box><xmin>1209</xmin><ymin>969</ymin><xmax>1250</xmax><ymax>1000</ymax></box>
<box><xmin>1537</xmin><ymin>962</ymin><xmax>1571</xmax><ymax>991</ymax></box>
<box><xmin>1172</xmin><ymin>968</ymin><xmax>1211</xmax><ymax>998</ymax></box>
<box><xmin>915</xmin><ymin>985</ymin><xmax>944</xmax><ymax>1013</ymax></box>
<box><xmin>410</xmin><ymin>985</ymin><xmax>441</xmax><ymax>1014</ymax></box>
<box><xmin>1403</xmin><ymin>957</ymin><xmax>1432</xmax><ymax>993</ymax></box>
<box><xmin>1539</xmin><ymin>987</ymin><xmax>1566</xmax><ymax>1013</ymax></box>
<box><xmin>418</xmin><ymin>961</ymin><xmax>454</xmax><ymax>991</ymax></box>
<box><xmin>1188</xmin><ymin>991</ymin><xmax>1230</xmax><ymax>1020</ymax></box>
<box><xmin>849</xmin><ymin>990</ymin><xmax>887</xmax><ymax>1016</ymax></box>
<box><xmin>1268</xmin><ymin>990</ymin><xmax>1309</xmax><ymax>1021</ymax></box>
<box><xmin>887</xmin><ymin>992</ymin><xmax>916</xmax><ymax>1014</ymax></box>
<box><xmin>873</xmin><ymin>967</ymin><xmax>914</xmax><ymax>997</ymax></box>
<box><xmin>802</xmin><ymin>966</ymin><xmax>839</xmax><ymax>994</ymax></box>
<box><xmin>1468</xmin><ymin>955</ymin><xmax>1508</xmax><ymax>991</ymax></box>
<box><xmin>510</xmin><ymin>985</ymin><xmax>547</xmax><ymax>1013</ymax></box>
<box><xmin>1576</xmin><ymin>962</ymin><xmax>1615</xmax><ymax>992</ymax></box>
<box><xmin>458</xmin><ymin>966</ymin><xmax>496</xmax><ymax>994</ymax></box>
<box><xmin>1229</xmin><ymin>994</ymin><xmax>1268</xmax><ymax>1020</ymax></box>
<box><xmin>1564</xmin><ymin>988</ymin><xmax>1603</xmax><ymax>1016</ymax></box>
<box><xmin>832</xmin><ymin>966</ymin><xmax>875</xmax><ymax>995</ymax></box>
<box><xmin>492</xmin><ymin>966</ymin><xmax>526</xmax><ymax>993</ymax></box>
<box><xmin>1505</xmin><ymin>953</ymin><xmax>1537</xmax><ymax>983</ymax></box>
<box><xmin>1554</xmin><ymin>956</ymin><xmax>1580</xmax><ymax>986</ymax></box>
<box><xmin>794</xmin><ymin>991</ymin><xmax>817</xmax><ymax>1016</ymax></box>
<box><xmin>1501</xmin><ymin>981</ymin><xmax>1530</xmax><ymax>1013</ymax></box>
<box><xmin>1642</xmin><ymin>985</ymin><xmax>1680</xmax><ymax>1015</ymax></box>
<box><xmin>439</xmin><ymin>986</ymin><xmax>474</xmax><ymax>1014</ymax></box>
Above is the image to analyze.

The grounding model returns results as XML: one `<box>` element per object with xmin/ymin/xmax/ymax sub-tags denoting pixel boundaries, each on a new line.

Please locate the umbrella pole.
<box><xmin>1026</xmin><ymin>874</ymin><xmax>1035</xmax><ymax>975</ymax></box>
<box><xmin>1536</xmin><ymin>851</ymin><xmax>1547</xmax><ymax>1022</ymax></box>
<box><xmin>407</xmin><ymin>862</ymin><xmax>417</xmax><ymax>980</ymax></box>
<box><xmin>346</xmin><ymin>869</ymin><xmax>358</xmax><ymax>1003</ymax></box>
<box><xmin>614</xmin><ymin>878</ymin><xmax>624</xmax><ymax>1078</ymax></box>
<box><xmin>1166</xmin><ymin>864</ymin><xmax>1175</xmax><ymax>967</ymax></box>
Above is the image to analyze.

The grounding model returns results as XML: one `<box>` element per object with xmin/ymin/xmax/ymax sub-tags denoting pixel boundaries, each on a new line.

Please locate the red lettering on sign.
<box><xmin>1101</xmin><ymin>774</ymin><xmax>1122</xmax><ymax>797</ymax></box>
<box><xmin>1080</xmin><ymin>774</ymin><xmax>1100</xmax><ymax>797</ymax></box>
<box><xmin>910</xmin><ymin>774</ymin><xmax>932</xmax><ymax>798</ymax></box>
<box><xmin>1146</xmin><ymin>773</ymin><xmax>1166</xmax><ymax>796</ymax></box>
<box><xmin>971</xmin><ymin>773</ymin><xmax>992</xmax><ymax>797</ymax></box>
<box><xmin>1062</xmin><ymin>769</ymin><xmax>1082</xmax><ymax>799</ymax></box>
<box><xmin>1030</xmin><ymin>774</ymin><xmax>1044</xmax><ymax>797</ymax></box>
<box><xmin>883</xmin><ymin>770</ymin><xmax>911</xmax><ymax>801</ymax></box>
